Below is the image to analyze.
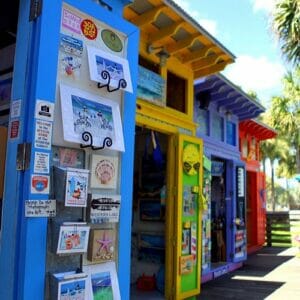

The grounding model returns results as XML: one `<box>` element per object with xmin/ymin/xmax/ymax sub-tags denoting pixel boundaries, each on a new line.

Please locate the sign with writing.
<box><xmin>34</xmin><ymin>151</ymin><xmax>50</xmax><ymax>174</ymax></box>
<box><xmin>34</xmin><ymin>119</ymin><xmax>52</xmax><ymax>150</ymax></box>
<box><xmin>137</xmin><ymin>66</ymin><xmax>166</xmax><ymax>106</ymax></box>
<box><xmin>25</xmin><ymin>200</ymin><xmax>56</xmax><ymax>217</ymax></box>
<box><xmin>237</xmin><ymin>167</ymin><xmax>245</xmax><ymax>197</ymax></box>
<box><xmin>31</xmin><ymin>175</ymin><xmax>50</xmax><ymax>194</ymax></box>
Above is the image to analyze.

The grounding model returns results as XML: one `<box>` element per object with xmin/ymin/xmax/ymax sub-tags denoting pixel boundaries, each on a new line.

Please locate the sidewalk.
<box><xmin>198</xmin><ymin>246</ymin><xmax>300</xmax><ymax>300</ymax></box>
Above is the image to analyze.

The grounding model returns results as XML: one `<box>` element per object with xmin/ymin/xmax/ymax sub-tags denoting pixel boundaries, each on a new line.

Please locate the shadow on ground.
<box><xmin>198</xmin><ymin>247</ymin><xmax>294</xmax><ymax>300</ymax></box>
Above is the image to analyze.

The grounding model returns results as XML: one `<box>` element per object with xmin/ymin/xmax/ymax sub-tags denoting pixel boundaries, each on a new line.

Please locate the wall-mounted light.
<box><xmin>147</xmin><ymin>45</ymin><xmax>170</xmax><ymax>67</ymax></box>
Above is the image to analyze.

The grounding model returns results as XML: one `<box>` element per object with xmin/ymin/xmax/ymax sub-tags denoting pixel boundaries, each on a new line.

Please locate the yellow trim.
<box><xmin>148</xmin><ymin>21</ymin><xmax>185</xmax><ymax>43</ymax></box>
<box><xmin>166</xmin><ymin>33</ymin><xmax>201</xmax><ymax>54</ymax></box>
<box><xmin>174</xmin><ymin>134</ymin><xmax>203</xmax><ymax>299</ymax></box>
<box><xmin>182</xmin><ymin>45</ymin><xmax>217</xmax><ymax>64</ymax></box>
<box><xmin>194</xmin><ymin>60</ymin><xmax>233</xmax><ymax>78</ymax></box>
<box><xmin>192</xmin><ymin>54</ymin><xmax>228</xmax><ymax>70</ymax></box>
<box><xmin>129</xmin><ymin>5</ymin><xmax>166</xmax><ymax>27</ymax></box>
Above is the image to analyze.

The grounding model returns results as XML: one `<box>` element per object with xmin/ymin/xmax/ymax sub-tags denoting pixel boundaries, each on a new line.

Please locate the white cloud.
<box><xmin>251</xmin><ymin>0</ymin><xmax>276</xmax><ymax>13</ymax></box>
<box><xmin>172</xmin><ymin>0</ymin><xmax>217</xmax><ymax>35</ymax></box>
<box><xmin>223</xmin><ymin>55</ymin><xmax>284</xmax><ymax>97</ymax></box>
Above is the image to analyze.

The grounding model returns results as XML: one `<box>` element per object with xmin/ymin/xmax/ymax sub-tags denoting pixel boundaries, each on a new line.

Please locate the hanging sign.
<box><xmin>25</xmin><ymin>200</ymin><xmax>56</xmax><ymax>217</ymax></box>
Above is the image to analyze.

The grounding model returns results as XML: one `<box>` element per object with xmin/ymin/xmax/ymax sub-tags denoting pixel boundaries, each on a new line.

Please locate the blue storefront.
<box><xmin>194</xmin><ymin>74</ymin><xmax>265</xmax><ymax>282</ymax></box>
<box><xmin>0</xmin><ymin>1</ymin><xmax>139</xmax><ymax>299</ymax></box>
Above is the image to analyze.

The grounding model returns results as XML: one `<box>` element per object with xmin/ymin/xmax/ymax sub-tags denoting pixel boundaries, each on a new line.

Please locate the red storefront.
<box><xmin>239</xmin><ymin>119</ymin><xmax>277</xmax><ymax>254</ymax></box>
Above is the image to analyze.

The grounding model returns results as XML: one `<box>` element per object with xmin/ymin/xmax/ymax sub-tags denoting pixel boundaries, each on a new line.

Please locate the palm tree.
<box><xmin>272</xmin><ymin>0</ymin><xmax>300</xmax><ymax>65</ymax></box>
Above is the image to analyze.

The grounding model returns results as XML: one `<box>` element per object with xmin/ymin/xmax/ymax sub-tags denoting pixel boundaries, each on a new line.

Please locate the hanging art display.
<box><xmin>65</xmin><ymin>168</ymin><xmax>89</xmax><ymax>207</ymax></box>
<box><xmin>87</xmin><ymin>228</ymin><xmax>115</xmax><ymax>263</ymax></box>
<box><xmin>51</xmin><ymin>271</ymin><xmax>88</xmax><ymax>300</ymax></box>
<box><xmin>89</xmin><ymin>194</ymin><xmax>121</xmax><ymax>223</ymax></box>
<box><xmin>83</xmin><ymin>262</ymin><xmax>121</xmax><ymax>300</ymax></box>
<box><xmin>87</xmin><ymin>46</ymin><xmax>132</xmax><ymax>93</ymax></box>
<box><xmin>182</xmin><ymin>186</ymin><xmax>196</xmax><ymax>217</ymax></box>
<box><xmin>56</xmin><ymin>223</ymin><xmax>90</xmax><ymax>254</ymax></box>
<box><xmin>179</xmin><ymin>255</ymin><xmax>194</xmax><ymax>275</ymax></box>
<box><xmin>59</xmin><ymin>84</ymin><xmax>124</xmax><ymax>151</ymax></box>
<box><xmin>90</xmin><ymin>154</ymin><xmax>119</xmax><ymax>189</ymax></box>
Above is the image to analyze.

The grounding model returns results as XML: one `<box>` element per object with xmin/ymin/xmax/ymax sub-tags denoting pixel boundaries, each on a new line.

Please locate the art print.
<box><xmin>90</xmin><ymin>194</ymin><xmax>121</xmax><ymax>223</ymax></box>
<box><xmin>180</xmin><ymin>255</ymin><xmax>194</xmax><ymax>275</ymax></box>
<box><xmin>182</xmin><ymin>228</ymin><xmax>191</xmax><ymax>255</ymax></box>
<box><xmin>87</xmin><ymin>46</ymin><xmax>132</xmax><ymax>93</ymax></box>
<box><xmin>83</xmin><ymin>262</ymin><xmax>120</xmax><ymax>300</ymax></box>
<box><xmin>90</xmin><ymin>155</ymin><xmax>119</xmax><ymax>189</ymax></box>
<box><xmin>183</xmin><ymin>186</ymin><xmax>196</xmax><ymax>217</ymax></box>
<box><xmin>59</xmin><ymin>34</ymin><xmax>83</xmax><ymax>79</ymax></box>
<box><xmin>65</xmin><ymin>168</ymin><xmax>89</xmax><ymax>207</ymax></box>
<box><xmin>58</xmin><ymin>277</ymin><xmax>87</xmax><ymax>300</ymax></box>
<box><xmin>87</xmin><ymin>229</ymin><xmax>115</xmax><ymax>263</ymax></box>
<box><xmin>60</xmin><ymin>84</ymin><xmax>124</xmax><ymax>152</ymax></box>
<box><xmin>57</xmin><ymin>224</ymin><xmax>90</xmax><ymax>254</ymax></box>
<box><xmin>61</xmin><ymin>7</ymin><xmax>82</xmax><ymax>34</ymax></box>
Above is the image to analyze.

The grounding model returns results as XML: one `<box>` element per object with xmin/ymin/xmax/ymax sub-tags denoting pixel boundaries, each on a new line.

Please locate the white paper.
<box><xmin>60</xmin><ymin>84</ymin><xmax>125</xmax><ymax>151</ymax></box>
<box><xmin>87</xmin><ymin>45</ymin><xmax>132</xmax><ymax>93</ymax></box>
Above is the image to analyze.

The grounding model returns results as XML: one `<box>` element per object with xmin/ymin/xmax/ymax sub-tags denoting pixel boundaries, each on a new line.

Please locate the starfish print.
<box><xmin>96</xmin><ymin>231</ymin><xmax>113</xmax><ymax>256</ymax></box>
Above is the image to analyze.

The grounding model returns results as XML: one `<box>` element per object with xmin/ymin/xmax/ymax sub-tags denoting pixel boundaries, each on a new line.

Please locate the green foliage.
<box><xmin>272</xmin><ymin>0</ymin><xmax>300</xmax><ymax>66</ymax></box>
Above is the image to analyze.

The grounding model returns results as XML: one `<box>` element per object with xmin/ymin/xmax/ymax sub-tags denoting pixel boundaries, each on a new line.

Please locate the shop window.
<box><xmin>138</xmin><ymin>55</ymin><xmax>159</xmax><ymax>74</ymax></box>
<box><xmin>166</xmin><ymin>71</ymin><xmax>187</xmax><ymax>113</ymax></box>
<box><xmin>241</xmin><ymin>139</ymin><xmax>248</xmax><ymax>158</ymax></box>
<box><xmin>195</xmin><ymin>109</ymin><xmax>209</xmax><ymax>136</ymax></box>
<box><xmin>211</xmin><ymin>113</ymin><xmax>223</xmax><ymax>141</ymax></box>
<box><xmin>226</xmin><ymin>121</ymin><xmax>236</xmax><ymax>146</ymax></box>
<box><xmin>248</xmin><ymin>137</ymin><xmax>256</xmax><ymax>160</ymax></box>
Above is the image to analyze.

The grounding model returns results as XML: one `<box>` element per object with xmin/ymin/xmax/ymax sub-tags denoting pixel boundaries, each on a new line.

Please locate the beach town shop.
<box><xmin>239</xmin><ymin>119</ymin><xmax>277</xmax><ymax>254</ymax></box>
<box><xmin>194</xmin><ymin>74</ymin><xmax>265</xmax><ymax>282</ymax></box>
<box><xmin>123</xmin><ymin>1</ymin><xmax>235</xmax><ymax>299</ymax></box>
<box><xmin>0</xmin><ymin>0</ymin><xmax>236</xmax><ymax>299</ymax></box>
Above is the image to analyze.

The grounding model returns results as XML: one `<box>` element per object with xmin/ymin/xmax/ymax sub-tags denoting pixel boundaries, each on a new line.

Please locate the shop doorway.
<box><xmin>210</xmin><ymin>158</ymin><xmax>227</xmax><ymax>266</ymax></box>
<box><xmin>130</xmin><ymin>126</ymin><xmax>168</xmax><ymax>299</ymax></box>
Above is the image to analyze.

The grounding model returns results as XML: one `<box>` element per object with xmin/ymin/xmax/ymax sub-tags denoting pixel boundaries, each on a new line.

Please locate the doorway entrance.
<box><xmin>130</xmin><ymin>126</ymin><xmax>168</xmax><ymax>299</ymax></box>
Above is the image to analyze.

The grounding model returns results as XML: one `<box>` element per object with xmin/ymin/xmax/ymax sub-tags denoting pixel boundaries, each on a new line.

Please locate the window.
<box><xmin>211</xmin><ymin>113</ymin><xmax>223</xmax><ymax>141</ymax></box>
<box><xmin>166</xmin><ymin>71</ymin><xmax>187</xmax><ymax>113</ymax></box>
<box><xmin>138</xmin><ymin>55</ymin><xmax>159</xmax><ymax>74</ymax></box>
<box><xmin>241</xmin><ymin>139</ymin><xmax>248</xmax><ymax>158</ymax></box>
<box><xmin>226</xmin><ymin>121</ymin><xmax>236</xmax><ymax>146</ymax></box>
<box><xmin>195</xmin><ymin>109</ymin><xmax>209</xmax><ymax>136</ymax></box>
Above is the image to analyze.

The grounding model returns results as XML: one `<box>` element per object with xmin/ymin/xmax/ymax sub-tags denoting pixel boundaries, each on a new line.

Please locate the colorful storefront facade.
<box><xmin>194</xmin><ymin>74</ymin><xmax>265</xmax><ymax>282</ymax></box>
<box><xmin>239</xmin><ymin>119</ymin><xmax>277</xmax><ymax>254</ymax></box>
<box><xmin>0</xmin><ymin>0</ymin><xmax>236</xmax><ymax>299</ymax></box>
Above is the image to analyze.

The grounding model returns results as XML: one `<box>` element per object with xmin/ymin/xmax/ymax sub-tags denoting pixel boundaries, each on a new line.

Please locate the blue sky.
<box><xmin>174</xmin><ymin>0</ymin><xmax>287</xmax><ymax>107</ymax></box>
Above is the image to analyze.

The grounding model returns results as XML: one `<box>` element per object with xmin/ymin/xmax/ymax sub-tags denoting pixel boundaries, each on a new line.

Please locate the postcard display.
<box><xmin>47</xmin><ymin>4</ymin><xmax>131</xmax><ymax>299</ymax></box>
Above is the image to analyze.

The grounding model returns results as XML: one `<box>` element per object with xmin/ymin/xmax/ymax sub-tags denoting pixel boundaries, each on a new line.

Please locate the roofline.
<box><xmin>163</xmin><ymin>0</ymin><xmax>236</xmax><ymax>61</ymax></box>
<box><xmin>247</xmin><ymin>119</ymin><xmax>278</xmax><ymax>135</ymax></box>
<box><xmin>215</xmin><ymin>73</ymin><xmax>266</xmax><ymax>111</ymax></box>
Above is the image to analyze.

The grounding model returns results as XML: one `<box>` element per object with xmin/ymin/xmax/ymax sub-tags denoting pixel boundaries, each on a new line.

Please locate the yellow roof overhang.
<box><xmin>124</xmin><ymin>0</ymin><xmax>235</xmax><ymax>78</ymax></box>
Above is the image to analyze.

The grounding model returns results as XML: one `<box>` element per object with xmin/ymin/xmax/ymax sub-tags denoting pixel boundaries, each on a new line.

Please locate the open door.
<box><xmin>232</xmin><ymin>162</ymin><xmax>247</xmax><ymax>262</ymax></box>
<box><xmin>173</xmin><ymin>134</ymin><xmax>203</xmax><ymax>299</ymax></box>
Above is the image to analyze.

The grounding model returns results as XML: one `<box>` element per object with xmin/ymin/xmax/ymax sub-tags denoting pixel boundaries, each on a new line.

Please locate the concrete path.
<box><xmin>198</xmin><ymin>246</ymin><xmax>300</xmax><ymax>300</ymax></box>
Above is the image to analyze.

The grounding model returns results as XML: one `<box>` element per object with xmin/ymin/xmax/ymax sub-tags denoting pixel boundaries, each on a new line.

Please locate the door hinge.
<box><xmin>29</xmin><ymin>0</ymin><xmax>43</xmax><ymax>21</ymax></box>
<box><xmin>16</xmin><ymin>143</ymin><xmax>31</xmax><ymax>171</ymax></box>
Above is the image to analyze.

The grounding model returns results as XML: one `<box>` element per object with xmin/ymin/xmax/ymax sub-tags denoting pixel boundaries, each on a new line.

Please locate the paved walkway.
<box><xmin>198</xmin><ymin>246</ymin><xmax>300</xmax><ymax>300</ymax></box>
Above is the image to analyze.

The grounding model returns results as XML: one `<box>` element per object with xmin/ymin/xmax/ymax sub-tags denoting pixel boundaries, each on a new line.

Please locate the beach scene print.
<box><xmin>96</xmin><ymin>55</ymin><xmax>124</xmax><ymax>84</ymax></box>
<box><xmin>59</xmin><ymin>279</ymin><xmax>86</xmax><ymax>300</ymax></box>
<box><xmin>91</xmin><ymin>271</ymin><xmax>113</xmax><ymax>300</ymax></box>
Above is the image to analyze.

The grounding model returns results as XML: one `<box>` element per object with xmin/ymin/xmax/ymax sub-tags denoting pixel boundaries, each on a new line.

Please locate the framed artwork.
<box><xmin>181</xmin><ymin>228</ymin><xmax>191</xmax><ymax>255</ymax></box>
<box><xmin>60</xmin><ymin>84</ymin><xmax>124</xmax><ymax>152</ymax></box>
<box><xmin>0</xmin><ymin>72</ymin><xmax>12</xmax><ymax>111</ymax></box>
<box><xmin>89</xmin><ymin>194</ymin><xmax>121</xmax><ymax>223</ymax></box>
<box><xmin>83</xmin><ymin>262</ymin><xmax>121</xmax><ymax>300</ymax></box>
<box><xmin>87</xmin><ymin>228</ymin><xmax>115</xmax><ymax>263</ymax></box>
<box><xmin>137</xmin><ymin>66</ymin><xmax>166</xmax><ymax>106</ymax></box>
<box><xmin>179</xmin><ymin>255</ymin><xmax>194</xmax><ymax>275</ymax></box>
<box><xmin>65</xmin><ymin>168</ymin><xmax>89</xmax><ymax>207</ymax></box>
<box><xmin>182</xmin><ymin>186</ymin><xmax>196</xmax><ymax>217</ymax></box>
<box><xmin>52</xmin><ymin>271</ymin><xmax>88</xmax><ymax>300</ymax></box>
<box><xmin>56</xmin><ymin>224</ymin><xmax>90</xmax><ymax>254</ymax></box>
<box><xmin>87</xmin><ymin>46</ymin><xmax>132</xmax><ymax>93</ymax></box>
<box><xmin>90</xmin><ymin>154</ymin><xmax>119</xmax><ymax>189</ymax></box>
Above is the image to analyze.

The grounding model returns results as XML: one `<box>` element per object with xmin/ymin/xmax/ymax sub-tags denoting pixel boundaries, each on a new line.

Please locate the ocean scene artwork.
<box><xmin>91</xmin><ymin>271</ymin><xmax>113</xmax><ymax>300</ymax></box>
<box><xmin>59</xmin><ymin>279</ymin><xmax>86</xmax><ymax>300</ymax></box>
<box><xmin>137</xmin><ymin>66</ymin><xmax>166</xmax><ymax>106</ymax></box>
<box><xmin>96</xmin><ymin>55</ymin><xmax>124</xmax><ymax>83</ymax></box>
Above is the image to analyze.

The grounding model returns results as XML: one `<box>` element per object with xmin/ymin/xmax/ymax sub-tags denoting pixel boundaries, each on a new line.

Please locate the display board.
<box><xmin>174</xmin><ymin>134</ymin><xmax>203</xmax><ymax>299</ymax></box>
